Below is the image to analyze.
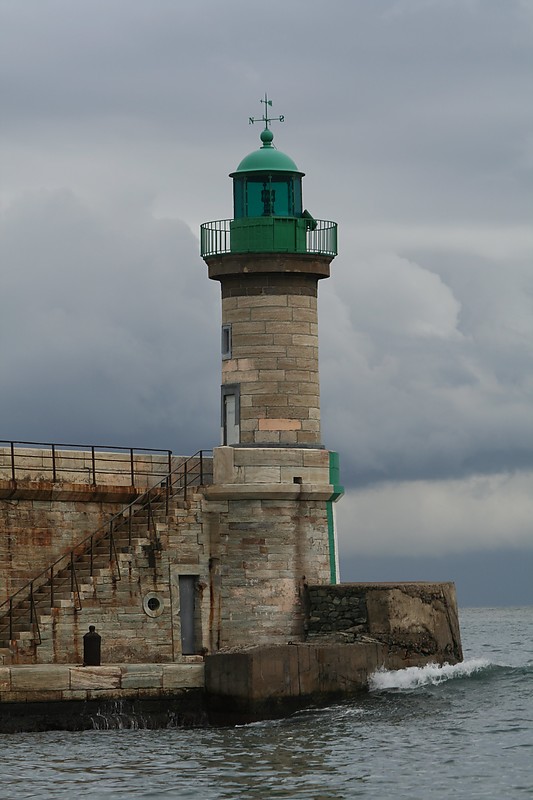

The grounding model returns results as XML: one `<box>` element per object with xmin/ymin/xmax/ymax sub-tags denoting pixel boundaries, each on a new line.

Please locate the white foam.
<box><xmin>369</xmin><ymin>658</ymin><xmax>491</xmax><ymax>691</ymax></box>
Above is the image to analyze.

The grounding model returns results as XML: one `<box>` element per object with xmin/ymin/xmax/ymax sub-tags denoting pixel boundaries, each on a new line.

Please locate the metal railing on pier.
<box><xmin>0</xmin><ymin>439</ymin><xmax>173</xmax><ymax>487</ymax></box>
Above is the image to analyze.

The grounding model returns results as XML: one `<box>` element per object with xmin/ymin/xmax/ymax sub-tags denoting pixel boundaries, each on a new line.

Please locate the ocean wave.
<box><xmin>369</xmin><ymin>658</ymin><xmax>493</xmax><ymax>691</ymax></box>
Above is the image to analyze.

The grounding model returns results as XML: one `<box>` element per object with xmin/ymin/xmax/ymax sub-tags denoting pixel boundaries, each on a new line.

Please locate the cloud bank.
<box><xmin>0</xmin><ymin>1</ymin><xmax>531</xmax><ymax>592</ymax></box>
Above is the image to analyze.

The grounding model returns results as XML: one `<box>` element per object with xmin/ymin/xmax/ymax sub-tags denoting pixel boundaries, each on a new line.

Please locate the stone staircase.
<box><xmin>0</xmin><ymin>451</ymin><xmax>212</xmax><ymax>665</ymax></box>
<box><xmin>0</xmin><ymin>507</ymin><xmax>150</xmax><ymax>661</ymax></box>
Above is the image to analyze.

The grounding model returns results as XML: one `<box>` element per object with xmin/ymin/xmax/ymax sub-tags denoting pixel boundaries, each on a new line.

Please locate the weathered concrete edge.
<box><xmin>204</xmin><ymin>640</ymin><xmax>460</xmax><ymax>723</ymax></box>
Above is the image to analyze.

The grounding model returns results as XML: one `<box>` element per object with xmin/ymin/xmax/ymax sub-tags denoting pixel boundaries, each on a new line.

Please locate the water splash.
<box><xmin>90</xmin><ymin>700</ymin><xmax>148</xmax><ymax>730</ymax></box>
<box><xmin>369</xmin><ymin>658</ymin><xmax>491</xmax><ymax>691</ymax></box>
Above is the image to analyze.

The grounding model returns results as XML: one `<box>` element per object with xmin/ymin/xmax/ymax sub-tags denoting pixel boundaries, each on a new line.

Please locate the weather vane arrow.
<box><xmin>249</xmin><ymin>93</ymin><xmax>285</xmax><ymax>129</ymax></box>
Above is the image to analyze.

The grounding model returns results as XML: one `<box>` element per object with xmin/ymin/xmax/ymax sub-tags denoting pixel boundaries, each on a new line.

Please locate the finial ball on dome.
<box><xmin>260</xmin><ymin>128</ymin><xmax>274</xmax><ymax>145</ymax></box>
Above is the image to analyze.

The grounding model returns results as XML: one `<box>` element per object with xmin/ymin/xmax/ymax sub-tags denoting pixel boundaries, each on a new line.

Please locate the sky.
<box><xmin>0</xmin><ymin>0</ymin><xmax>532</xmax><ymax>607</ymax></box>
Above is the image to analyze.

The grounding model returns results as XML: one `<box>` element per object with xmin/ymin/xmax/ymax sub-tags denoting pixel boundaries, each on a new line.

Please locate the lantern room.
<box><xmin>230</xmin><ymin>128</ymin><xmax>304</xmax><ymax>219</ymax></box>
<box><xmin>200</xmin><ymin>98</ymin><xmax>337</xmax><ymax>259</ymax></box>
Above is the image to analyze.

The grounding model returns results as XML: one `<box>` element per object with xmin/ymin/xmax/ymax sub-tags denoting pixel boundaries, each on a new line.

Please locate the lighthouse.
<box><xmin>201</xmin><ymin>98</ymin><xmax>342</xmax><ymax>649</ymax></box>
<box><xmin>201</xmin><ymin>97</ymin><xmax>337</xmax><ymax>448</ymax></box>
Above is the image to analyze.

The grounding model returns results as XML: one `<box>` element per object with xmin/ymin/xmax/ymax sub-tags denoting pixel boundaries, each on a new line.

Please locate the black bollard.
<box><xmin>83</xmin><ymin>625</ymin><xmax>101</xmax><ymax>666</ymax></box>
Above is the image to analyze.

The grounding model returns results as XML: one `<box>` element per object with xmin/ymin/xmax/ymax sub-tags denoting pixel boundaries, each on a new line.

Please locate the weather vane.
<box><xmin>249</xmin><ymin>93</ymin><xmax>285</xmax><ymax>129</ymax></box>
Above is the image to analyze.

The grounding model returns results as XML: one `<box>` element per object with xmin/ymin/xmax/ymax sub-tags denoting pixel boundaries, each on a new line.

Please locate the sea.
<box><xmin>1</xmin><ymin>606</ymin><xmax>531</xmax><ymax>799</ymax></box>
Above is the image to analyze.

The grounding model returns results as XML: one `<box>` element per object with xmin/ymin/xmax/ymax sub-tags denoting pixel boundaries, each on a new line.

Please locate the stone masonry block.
<box><xmin>280</xmin><ymin>467</ymin><xmax>328</xmax><ymax>483</ymax></box>
<box><xmin>238</xmin><ymin>295</ymin><xmax>288</xmax><ymax>308</ymax></box>
<box><xmin>233</xmin><ymin>322</ymin><xmax>267</xmax><ymax>334</ymax></box>
<box><xmin>121</xmin><ymin>664</ymin><xmax>163</xmax><ymax>689</ymax></box>
<box><xmin>288</xmin><ymin>296</ymin><xmax>313</xmax><ymax>308</ymax></box>
<box><xmin>252</xmin><ymin>394</ymin><xmax>288</xmax><ymax>407</ymax></box>
<box><xmin>232</xmin><ymin>334</ymin><xmax>274</xmax><ymax>348</ymax></box>
<box><xmin>292</xmin><ymin>307</ymin><xmax>318</xmax><ymax>322</ymax></box>
<box><xmin>278</xmin><ymin>407</ymin><xmax>315</xmax><ymax>420</ymax></box>
<box><xmin>297</xmin><ymin>382</ymin><xmax>320</xmax><ymax>395</ymax></box>
<box><xmin>245</xmin><ymin>382</ymin><xmax>286</xmax><ymax>395</ymax></box>
<box><xmin>70</xmin><ymin>666</ymin><xmax>122</xmax><ymax>690</ymax></box>
<box><xmin>162</xmin><ymin>664</ymin><xmax>204</xmax><ymax>689</ymax></box>
<box><xmin>256</xmin><ymin>370</ymin><xmax>286</xmax><ymax>382</ymax></box>
<box><xmin>242</xmin><ymin>466</ymin><xmax>281</xmax><ymax>484</ymax></box>
<box><xmin>258</xmin><ymin>419</ymin><xmax>302</xmax><ymax>431</ymax></box>
<box><xmin>274</xmin><ymin>382</ymin><xmax>301</xmax><ymax>395</ymax></box>
<box><xmin>224</xmin><ymin>369</ymin><xmax>260</xmax><ymax>383</ymax></box>
<box><xmin>224</xmin><ymin>308</ymin><xmax>252</xmax><ymax>322</ymax></box>
<box><xmin>284</xmin><ymin>369</ymin><xmax>312</xmax><ymax>382</ymax></box>
<box><xmin>222</xmin><ymin>360</ymin><xmax>238</xmax><ymax>373</ymax></box>
<box><xmin>265</xmin><ymin>321</ymin><xmax>310</xmax><ymax>334</ymax></box>
<box><xmin>297</xmin><ymin>431</ymin><xmax>321</xmax><ymax>444</ymax></box>
<box><xmin>0</xmin><ymin>668</ymin><xmax>11</xmax><ymax>690</ymax></box>
<box><xmin>239</xmin><ymin>419</ymin><xmax>261</xmax><ymax>433</ymax></box>
<box><xmin>233</xmin><ymin>449</ymin><xmax>305</xmax><ymax>468</ymax></box>
<box><xmin>233</xmin><ymin>345</ymin><xmax>287</xmax><ymax>356</ymax></box>
<box><xmin>303</xmin><ymin>451</ymin><xmax>330</xmax><ymax>467</ymax></box>
<box><xmin>11</xmin><ymin>666</ymin><xmax>70</xmax><ymax>691</ymax></box>
<box><xmin>272</xmin><ymin>334</ymin><xmax>294</xmax><ymax>346</ymax></box>
<box><xmin>250</xmin><ymin>307</ymin><xmax>293</xmax><ymax>321</ymax></box>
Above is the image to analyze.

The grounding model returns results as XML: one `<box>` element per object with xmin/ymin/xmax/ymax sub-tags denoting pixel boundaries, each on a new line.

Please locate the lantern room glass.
<box><xmin>233</xmin><ymin>175</ymin><xmax>302</xmax><ymax>219</ymax></box>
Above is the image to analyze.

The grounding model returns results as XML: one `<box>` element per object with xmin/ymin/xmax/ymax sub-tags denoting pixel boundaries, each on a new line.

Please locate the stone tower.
<box><xmin>201</xmin><ymin>99</ymin><xmax>343</xmax><ymax>649</ymax></box>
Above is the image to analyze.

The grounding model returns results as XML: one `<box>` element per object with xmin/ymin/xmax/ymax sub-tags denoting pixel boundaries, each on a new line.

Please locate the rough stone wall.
<box><xmin>222</xmin><ymin>293</ymin><xmax>321</xmax><ymax>446</ymax></box>
<box><xmin>1</xmin><ymin>444</ymin><xmax>338</xmax><ymax>663</ymax></box>
<box><xmin>205</xmin><ymin>496</ymin><xmax>330</xmax><ymax>650</ymax></box>
<box><xmin>5</xmin><ymin>491</ymin><xmax>212</xmax><ymax>665</ymax></box>
<box><xmin>0</xmin><ymin>450</ymin><xmax>211</xmax><ymax>603</ymax></box>
<box><xmin>306</xmin><ymin>584</ymin><xmax>368</xmax><ymax>638</ymax></box>
<box><xmin>306</xmin><ymin>582</ymin><xmax>463</xmax><ymax>663</ymax></box>
<box><xmin>203</xmin><ymin>447</ymin><xmax>334</xmax><ymax>650</ymax></box>
<box><xmin>33</xmin><ymin>546</ymin><xmax>175</xmax><ymax>665</ymax></box>
<box><xmin>0</xmin><ymin>497</ymin><xmax>123</xmax><ymax>602</ymax></box>
<box><xmin>0</xmin><ymin>443</ymin><xmax>214</xmax><ymax>665</ymax></box>
<box><xmin>212</xmin><ymin>445</ymin><xmax>331</xmax><ymax>486</ymax></box>
<box><xmin>166</xmin><ymin>494</ymin><xmax>211</xmax><ymax>660</ymax></box>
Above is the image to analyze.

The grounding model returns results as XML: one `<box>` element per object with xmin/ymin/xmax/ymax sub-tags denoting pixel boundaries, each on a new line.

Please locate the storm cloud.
<box><xmin>0</xmin><ymin>0</ymin><xmax>532</xmax><ymax>599</ymax></box>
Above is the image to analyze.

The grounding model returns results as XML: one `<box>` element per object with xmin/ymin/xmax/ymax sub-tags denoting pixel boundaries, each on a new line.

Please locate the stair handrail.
<box><xmin>0</xmin><ymin>449</ymin><xmax>213</xmax><ymax>637</ymax></box>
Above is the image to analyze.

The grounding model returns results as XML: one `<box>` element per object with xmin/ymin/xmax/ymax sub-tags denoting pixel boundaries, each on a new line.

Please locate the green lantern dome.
<box><xmin>199</xmin><ymin>96</ymin><xmax>337</xmax><ymax>260</ymax></box>
<box><xmin>230</xmin><ymin>129</ymin><xmax>304</xmax><ymax>178</ymax></box>
<box><xmin>230</xmin><ymin>127</ymin><xmax>305</xmax><ymax>221</ymax></box>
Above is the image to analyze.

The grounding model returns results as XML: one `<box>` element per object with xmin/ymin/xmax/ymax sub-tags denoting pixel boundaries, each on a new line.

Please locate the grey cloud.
<box><xmin>320</xmin><ymin>244</ymin><xmax>533</xmax><ymax>487</ymax></box>
<box><xmin>0</xmin><ymin>1</ymin><xmax>531</xmax><ymax>601</ymax></box>
<box><xmin>0</xmin><ymin>190</ymin><xmax>220</xmax><ymax>451</ymax></box>
<box><xmin>337</xmin><ymin>471</ymin><xmax>533</xmax><ymax>557</ymax></box>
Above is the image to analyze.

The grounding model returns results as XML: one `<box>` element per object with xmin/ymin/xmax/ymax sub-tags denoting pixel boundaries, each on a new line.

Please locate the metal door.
<box><xmin>179</xmin><ymin>575</ymin><xmax>196</xmax><ymax>655</ymax></box>
<box><xmin>223</xmin><ymin>392</ymin><xmax>239</xmax><ymax>445</ymax></box>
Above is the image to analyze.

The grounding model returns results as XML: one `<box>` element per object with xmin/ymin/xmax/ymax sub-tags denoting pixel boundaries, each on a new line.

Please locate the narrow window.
<box><xmin>221</xmin><ymin>323</ymin><xmax>232</xmax><ymax>360</ymax></box>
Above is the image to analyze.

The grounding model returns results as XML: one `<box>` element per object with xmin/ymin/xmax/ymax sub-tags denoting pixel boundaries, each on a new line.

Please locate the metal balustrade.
<box><xmin>200</xmin><ymin>218</ymin><xmax>337</xmax><ymax>258</ymax></box>
<box><xmin>0</xmin><ymin>439</ymin><xmax>173</xmax><ymax>488</ymax></box>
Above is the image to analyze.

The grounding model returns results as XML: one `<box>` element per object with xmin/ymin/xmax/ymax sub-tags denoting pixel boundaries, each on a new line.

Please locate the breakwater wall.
<box><xmin>0</xmin><ymin>579</ymin><xmax>462</xmax><ymax>731</ymax></box>
<box><xmin>205</xmin><ymin>581</ymin><xmax>463</xmax><ymax>722</ymax></box>
<box><xmin>0</xmin><ymin>662</ymin><xmax>205</xmax><ymax>732</ymax></box>
<box><xmin>305</xmin><ymin>582</ymin><xmax>463</xmax><ymax>662</ymax></box>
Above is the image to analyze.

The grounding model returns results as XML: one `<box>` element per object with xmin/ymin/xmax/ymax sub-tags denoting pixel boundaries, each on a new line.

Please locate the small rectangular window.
<box><xmin>221</xmin><ymin>324</ymin><xmax>232</xmax><ymax>360</ymax></box>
